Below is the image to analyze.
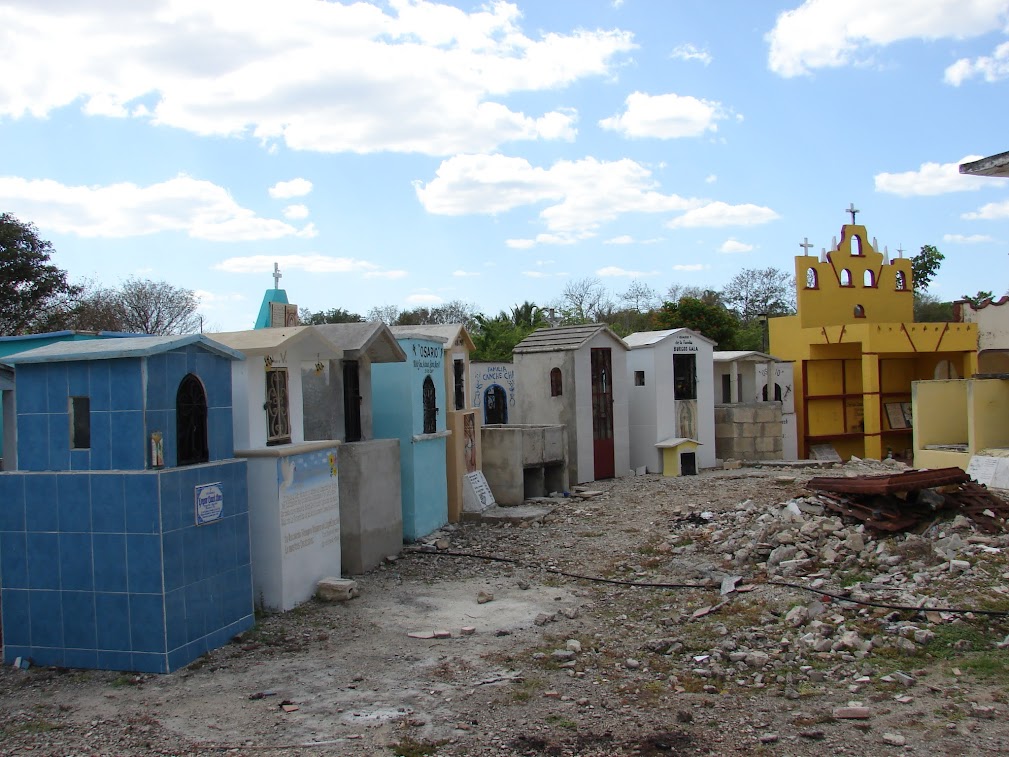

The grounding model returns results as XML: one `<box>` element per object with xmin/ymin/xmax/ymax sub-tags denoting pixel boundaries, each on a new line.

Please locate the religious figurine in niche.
<box><xmin>463</xmin><ymin>414</ymin><xmax>477</xmax><ymax>473</ymax></box>
<box><xmin>150</xmin><ymin>431</ymin><xmax>164</xmax><ymax>468</ymax></box>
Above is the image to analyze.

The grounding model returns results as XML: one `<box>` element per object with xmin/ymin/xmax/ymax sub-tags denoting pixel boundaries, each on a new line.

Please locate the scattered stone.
<box><xmin>534</xmin><ymin>613</ymin><xmax>556</xmax><ymax>626</ymax></box>
<box><xmin>565</xmin><ymin>639</ymin><xmax>582</xmax><ymax>654</ymax></box>
<box><xmin>833</xmin><ymin>706</ymin><xmax>871</xmax><ymax>719</ymax></box>
<box><xmin>799</xmin><ymin>730</ymin><xmax>825</xmax><ymax>740</ymax></box>
<box><xmin>460</xmin><ymin>626</ymin><xmax>476</xmax><ymax>636</ymax></box>
<box><xmin>408</xmin><ymin>631</ymin><xmax>435</xmax><ymax>640</ymax></box>
<box><xmin>624</xmin><ymin>659</ymin><xmax>641</xmax><ymax>670</ymax></box>
<box><xmin>676</xmin><ymin>710</ymin><xmax>693</xmax><ymax>723</ymax></box>
<box><xmin>759</xmin><ymin>733</ymin><xmax>779</xmax><ymax>744</ymax></box>
<box><xmin>477</xmin><ymin>591</ymin><xmax>494</xmax><ymax>604</ymax></box>
<box><xmin>560</xmin><ymin>607</ymin><xmax>579</xmax><ymax>619</ymax></box>
<box><xmin>551</xmin><ymin>650</ymin><xmax>575</xmax><ymax>661</ymax></box>
<box><xmin>316</xmin><ymin>577</ymin><xmax>359</xmax><ymax>602</ymax></box>
<box><xmin>882</xmin><ymin>732</ymin><xmax>906</xmax><ymax>746</ymax></box>
<box><xmin>433</xmin><ymin>630</ymin><xmax>452</xmax><ymax>639</ymax></box>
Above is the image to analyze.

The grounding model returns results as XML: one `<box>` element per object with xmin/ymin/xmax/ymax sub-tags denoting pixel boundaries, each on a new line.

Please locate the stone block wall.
<box><xmin>714</xmin><ymin>403</ymin><xmax>783</xmax><ymax>462</ymax></box>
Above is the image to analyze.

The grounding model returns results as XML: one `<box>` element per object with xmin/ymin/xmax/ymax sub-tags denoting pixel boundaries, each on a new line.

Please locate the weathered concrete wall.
<box><xmin>481</xmin><ymin>424</ymin><xmax>568</xmax><ymax>505</ymax></box>
<box><xmin>338</xmin><ymin>439</ymin><xmax>402</xmax><ymax>574</ymax></box>
<box><xmin>714</xmin><ymin>403</ymin><xmax>783</xmax><ymax>461</ymax></box>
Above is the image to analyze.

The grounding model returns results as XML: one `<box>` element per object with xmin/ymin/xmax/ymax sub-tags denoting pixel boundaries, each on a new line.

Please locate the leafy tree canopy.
<box><xmin>651</xmin><ymin>297</ymin><xmax>738</xmax><ymax>348</ymax></box>
<box><xmin>911</xmin><ymin>244</ymin><xmax>944</xmax><ymax>293</ymax></box>
<box><xmin>0</xmin><ymin>213</ymin><xmax>77</xmax><ymax>335</ymax></box>
<box><xmin>299</xmin><ymin>306</ymin><xmax>364</xmax><ymax>324</ymax></box>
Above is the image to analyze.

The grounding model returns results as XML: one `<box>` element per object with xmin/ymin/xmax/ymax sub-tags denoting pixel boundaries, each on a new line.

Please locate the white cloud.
<box><xmin>599</xmin><ymin>91</ymin><xmax>729</xmax><ymax>139</ymax></box>
<box><xmin>417</xmin><ymin>153</ymin><xmax>700</xmax><ymax>244</ymax></box>
<box><xmin>705</xmin><ymin>174</ymin><xmax>717</xmax><ymax>184</ymax></box>
<box><xmin>874</xmin><ymin>156</ymin><xmax>1006</xmax><ymax>195</ymax></box>
<box><xmin>215</xmin><ymin>254</ymin><xmax>385</xmax><ymax>275</ymax></box>
<box><xmin>405</xmin><ymin>293</ymin><xmax>445</xmax><ymax>306</ymax></box>
<box><xmin>597</xmin><ymin>266</ymin><xmax>659</xmax><ymax>277</ymax></box>
<box><xmin>0</xmin><ymin>1</ymin><xmax>634</xmax><ymax>156</ymax></box>
<box><xmin>943</xmin><ymin>233</ymin><xmax>995</xmax><ymax>243</ymax></box>
<box><xmin>766</xmin><ymin>0</ymin><xmax>1009</xmax><ymax>77</ymax></box>
<box><xmin>269</xmin><ymin>178</ymin><xmax>313</xmax><ymax>199</ymax></box>
<box><xmin>670</xmin><ymin>43</ymin><xmax>712</xmax><ymax>66</ymax></box>
<box><xmin>282</xmin><ymin>204</ymin><xmax>309</xmax><ymax>220</ymax></box>
<box><xmin>0</xmin><ymin>174</ymin><xmax>314</xmax><ymax>241</ymax></box>
<box><xmin>672</xmin><ymin>264</ymin><xmax>707</xmax><ymax>271</ymax></box>
<box><xmin>522</xmin><ymin>270</ymin><xmax>568</xmax><ymax>278</ymax></box>
<box><xmin>604</xmin><ymin>235</ymin><xmax>635</xmax><ymax>244</ymax></box>
<box><xmin>667</xmin><ymin>201</ymin><xmax>779</xmax><ymax>229</ymax></box>
<box><xmin>719</xmin><ymin>238</ymin><xmax>753</xmax><ymax>253</ymax></box>
<box><xmin>452</xmin><ymin>270</ymin><xmax>481</xmax><ymax>277</ymax></box>
<box><xmin>194</xmin><ymin>290</ymin><xmax>246</xmax><ymax>309</ymax></box>
<box><xmin>945</xmin><ymin>40</ymin><xmax>1009</xmax><ymax>84</ymax></box>
<box><xmin>534</xmin><ymin>259</ymin><xmax>555</xmax><ymax>266</ymax></box>
<box><xmin>963</xmin><ymin>199</ymin><xmax>1009</xmax><ymax>220</ymax></box>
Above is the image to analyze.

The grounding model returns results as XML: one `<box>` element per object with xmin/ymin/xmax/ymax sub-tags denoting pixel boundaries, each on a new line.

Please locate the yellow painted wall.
<box><xmin>912</xmin><ymin>380</ymin><xmax>968</xmax><ymax>448</ymax></box>
<box><xmin>661</xmin><ymin>441</ymin><xmax>700</xmax><ymax>476</ymax></box>
<box><xmin>970</xmin><ymin>379</ymin><xmax>1009</xmax><ymax>451</ymax></box>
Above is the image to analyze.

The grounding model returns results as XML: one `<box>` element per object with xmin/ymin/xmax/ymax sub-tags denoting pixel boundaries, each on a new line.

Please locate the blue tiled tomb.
<box><xmin>0</xmin><ymin>335</ymin><xmax>254</xmax><ymax>673</ymax></box>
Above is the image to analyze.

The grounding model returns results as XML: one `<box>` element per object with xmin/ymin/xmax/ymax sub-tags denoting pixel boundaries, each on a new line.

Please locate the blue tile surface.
<box><xmin>91</xmin><ymin>474</ymin><xmax>125</xmax><ymax>533</ymax></box>
<box><xmin>16</xmin><ymin>365</ymin><xmax>49</xmax><ymax>414</ymax></box>
<box><xmin>1</xmin><ymin>589</ymin><xmax>30</xmax><ymax>646</ymax></box>
<box><xmin>92</xmin><ymin>532</ymin><xmax>128</xmax><ymax>593</ymax></box>
<box><xmin>61</xmin><ymin>590</ymin><xmax>97</xmax><ymax>649</ymax></box>
<box><xmin>182</xmin><ymin>527</ymin><xmax>203</xmax><ymax>585</ymax></box>
<box><xmin>70</xmin><ymin>449</ymin><xmax>91</xmax><ymax>471</ymax></box>
<box><xmin>24</xmin><ymin>474</ymin><xmax>58</xmax><ymax>531</ymax></box>
<box><xmin>110</xmin><ymin>411</ymin><xmax>145</xmax><ymax>469</ymax></box>
<box><xmin>47</xmin><ymin>414</ymin><xmax>70</xmax><ymax>470</ymax></box>
<box><xmin>109</xmin><ymin>359</ymin><xmax>143</xmax><ymax>411</ymax></box>
<box><xmin>29</xmin><ymin>590</ymin><xmax>63</xmax><ymax>648</ymax></box>
<box><xmin>58</xmin><ymin>532</ymin><xmax>93</xmax><ymax>591</ymax></box>
<box><xmin>30</xmin><ymin>646</ymin><xmax>65</xmax><ymax>667</ymax></box>
<box><xmin>0</xmin><ymin>475</ymin><xmax>25</xmax><ymax>531</ymax></box>
<box><xmin>124</xmin><ymin>474</ymin><xmax>159</xmax><ymax>533</ymax></box>
<box><xmin>132</xmin><ymin>652</ymin><xmax>168</xmax><ymax>674</ymax></box>
<box><xmin>129</xmin><ymin>593</ymin><xmax>166</xmax><ymax>653</ymax></box>
<box><xmin>27</xmin><ymin>532</ymin><xmax>60</xmax><ymax>589</ymax></box>
<box><xmin>67</xmin><ymin>363</ymin><xmax>89</xmax><ymax>396</ymax></box>
<box><xmin>162</xmin><ymin>529</ymin><xmax>184</xmax><ymax>593</ymax></box>
<box><xmin>126</xmin><ymin>533</ymin><xmax>163</xmax><ymax>594</ymax></box>
<box><xmin>88</xmin><ymin>362</ymin><xmax>111</xmax><ymax>412</ymax></box>
<box><xmin>164</xmin><ymin>589</ymin><xmax>187</xmax><ymax>650</ymax></box>
<box><xmin>159</xmin><ymin>473</ymin><xmax>182</xmax><ymax>532</ymax></box>
<box><xmin>0</xmin><ymin>533</ymin><xmax>28</xmax><ymax>589</ymax></box>
<box><xmin>63</xmin><ymin>648</ymin><xmax>99</xmax><ymax>669</ymax></box>
<box><xmin>45</xmin><ymin>364</ymin><xmax>68</xmax><ymax>416</ymax></box>
<box><xmin>94</xmin><ymin>592</ymin><xmax>131</xmax><ymax>651</ymax></box>
<box><xmin>97</xmin><ymin>650</ymin><xmax>133</xmax><ymax>670</ymax></box>
<box><xmin>17</xmin><ymin>415</ymin><xmax>48</xmax><ymax>470</ymax></box>
<box><xmin>146</xmin><ymin>355</ymin><xmax>169</xmax><ymax>411</ymax></box>
<box><xmin>89</xmin><ymin>411</ymin><xmax>112</xmax><ymax>470</ymax></box>
<box><xmin>57</xmin><ymin>475</ymin><xmax>91</xmax><ymax>532</ymax></box>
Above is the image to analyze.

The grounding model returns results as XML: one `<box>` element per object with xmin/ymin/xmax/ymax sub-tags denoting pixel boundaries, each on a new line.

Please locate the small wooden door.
<box><xmin>590</xmin><ymin>348</ymin><xmax>615</xmax><ymax>479</ymax></box>
<box><xmin>484</xmin><ymin>385</ymin><xmax>507</xmax><ymax>424</ymax></box>
<box><xmin>342</xmin><ymin>360</ymin><xmax>362</xmax><ymax>442</ymax></box>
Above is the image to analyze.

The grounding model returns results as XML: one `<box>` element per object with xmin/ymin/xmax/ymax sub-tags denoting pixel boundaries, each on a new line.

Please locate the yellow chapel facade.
<box><xmin>769</xmin><ymin>209</ymin><xmax>977</xmax><ymax>461</ymax></box>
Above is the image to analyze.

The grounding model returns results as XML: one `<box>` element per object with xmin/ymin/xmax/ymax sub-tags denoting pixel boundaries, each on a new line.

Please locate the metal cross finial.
<box><xmin>846</xmin><ymin>203</ymin><xmax>859</xmax><ymax>224</ymax></box>
<box><xmin>896</xmin><ymin>244</ymin><xmax>905</xmax><ymax>259</ymax></box>
<box><xmin>273</xmin><ymin>262</ymin><xmax>282</xmax><ymax>288</ymax></box>
<box><xmin>799</xmin><ymin>237</ymin><xmax>814</xmax><ymax>255</ymax></box>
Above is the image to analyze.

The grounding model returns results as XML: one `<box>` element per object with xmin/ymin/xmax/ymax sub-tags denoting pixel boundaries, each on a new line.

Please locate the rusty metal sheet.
<box><xmin>807</xmin><ymin>467</ymin><xmax>969</xmax><ymax>495</ymax></box>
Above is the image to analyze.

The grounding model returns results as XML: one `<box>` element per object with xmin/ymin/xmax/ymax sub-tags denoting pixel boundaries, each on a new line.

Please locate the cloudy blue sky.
<box><xmin>2</xmin><ymin>0</ymin><xmax>1008</xmax><ymax>330</ymax></box>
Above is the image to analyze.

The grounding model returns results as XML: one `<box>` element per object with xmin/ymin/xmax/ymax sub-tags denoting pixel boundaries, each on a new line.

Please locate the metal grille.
<box><xmin>422</xmin><ymin>376</ymin><xmax>437</xmax><ymax>434</ymax></box>
<box><xmin>266</xmin><ymin>368</ymin><xmax>291</xmax><ymax>445</ymax></box>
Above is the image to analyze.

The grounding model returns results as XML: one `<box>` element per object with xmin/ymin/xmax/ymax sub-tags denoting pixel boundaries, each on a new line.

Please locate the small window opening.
<box><xmin>895</xmin><ymin>270</ymin><xmax>907</xmax><ymax>291</ymax></box>
<box><xmin>854</xmin><ymin>304</ymin><xmax>865</xmax><ymax>318</ymax></box>
<box><xmin>265</xmin><ymin>367</ymin><xmax>292</xmax><ymax>445</ymax></box>
<box><xmin>634</xmin><ymin>370</ymin><xmax>645</xmax><ymax>386</ymax></box>
<box><xmin>70</xmin><ymin>396</ymin><xmax>90</xmax><ymax>449</ymax></box>
<box><xmin>549</xmin><ymin>367</ymin><xmax>563</xmax><ymax>397</ymax></box>
<box><xmin>422</xmin><ymin>376</ymin><xmax>437</xmax><ymax>433</ymax></box>
<box><xmin>673</xmin><ymin>354</ymin><xmax>697</xmax><ymax>400</ymax></box>
<box><xmin>863</xmin><ymin>269</ymin><xmax>875</xmax><ymax>287</ymax></box>
<box><xmin>177</xmin><ymin>374</ymin><xmax>209</xmax><ymax>465</ymax></box>
<box><xmin>721</xmin><ymin>374</ymin><xmax>731</xmax><ymax>403</ymax></box>
<box><xmin>453</xmin><ymin>359</ymin><xmax>465</xmax><ymax>411</ymax></box>
<box><xmin>840</xmin><ymin>269</ymin><xmax>852</xmax><ymax>287</ymax></box>
<box><xmin>805</xmin><ymin>268</ymin><xmax>818</xmax><ymax>289</ymax></box>
<box><xmin>851</xmin><ymin>235</ymin><xmax>862</xmax><ymax>256</ymax></box>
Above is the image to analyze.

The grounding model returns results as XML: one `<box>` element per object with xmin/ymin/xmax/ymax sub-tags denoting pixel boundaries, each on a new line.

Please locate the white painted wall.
<box><xmin>627</xmin><ymin>348</ymin><xmax>660</xmax><ymax>472</ymax></box>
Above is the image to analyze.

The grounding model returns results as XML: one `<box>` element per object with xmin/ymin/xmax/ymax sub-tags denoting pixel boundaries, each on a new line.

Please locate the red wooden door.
<box><xmin>591</xmin><ymin>348</ymin><xmax>615</xmax><ymax>479</ymax></box>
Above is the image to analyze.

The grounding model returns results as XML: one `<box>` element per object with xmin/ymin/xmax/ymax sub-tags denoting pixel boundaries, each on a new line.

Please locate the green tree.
<box><xmin>913</xmin><ymin>291</ymin><xmax>954</xmax><ymax>322</ymax></box>
<box><xmin>651</xmin><ymin>297</ymin><xmax>738</xmax><ymax>348</ymax></box>
<box><xmin>299</xmin><ymin>306</ymin><xmax>364</xmax><ymax>324</ymax></box>
<box><xmin>960</xmin><ymin>290</ymin><xmax>993</xmax><ymax>307</ymax></box>
<box><xmin>0</xmin><ymin>213</ymin><xmax>78</xmax><ymax>335</ymax></box>
<box><xmin>911</xmin><ymin>244</ymin><xmax>944</xmax><ymax>293</ymax></box>
<box><xmin>720</xmin><ymin>267</ymin><xmax>795</xmax><ymax>323</ymax></box>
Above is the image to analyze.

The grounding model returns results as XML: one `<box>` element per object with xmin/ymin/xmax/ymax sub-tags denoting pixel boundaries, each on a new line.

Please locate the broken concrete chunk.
<box><xmin>833</xmin><ymin>706</ymin><xmax>871</xmax><ymax>719</ymax></box>
<box><xmin>477</xmin><ymin>590</ymin><xmax>494</xmax><ymax>604</ymax></box>
<box><xmin>316</xmin><ymin>577</ymin><xmax>359</xmax><ymax>602</ymax></box>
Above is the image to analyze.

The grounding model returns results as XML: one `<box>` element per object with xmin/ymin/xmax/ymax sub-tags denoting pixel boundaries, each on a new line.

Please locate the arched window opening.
<box><xmin>840</xmin><ymin>269</ymin><xmax>852</xmax><ymax>287</ymax></box>
<box><xmin>805</xmin><ymin>268</ymin><xmax>818</xmax><ymax>289</ymax></box>
<box><xmin>422</xmin><ymin>376</ymin><xmax>437</xmax><ymax>434</ymax></box>
<box><xmin>550</xmin><ymin>367</ymin><xmax>563</xmax><ymax>397</ymax></box>
<box><xmin>177</xmin><ymin>373</ymin><xmax>209</xmax><ymax>466</ymax></box>
<box><xmin>853</xmin><ymin>304</ymin><xmax>866</xmax><ymax>318</ymax></box>
<box><xmin>851</xmin><ymin>235</ymin><xmax>862</xmax><ymax>256</ymax></box>
<box><xmin>895</xmin><ymin>271</ymin><xmax>907</xmax><ymax>291</ymax></box>
<box><xmin>863</xmin><ymin>269</ymin><xmax>875</xmax><ymax>287</ymax></box>
<box><xmin>484</xmin><ymin>384</ymin><xmax>507</xmax><ymax>425</ymax></box>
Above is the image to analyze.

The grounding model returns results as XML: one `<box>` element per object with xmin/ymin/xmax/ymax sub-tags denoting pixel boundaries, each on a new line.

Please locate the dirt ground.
<box><xmin>4</xmin><ymin>465</ymin><xmax>1009</xmax><ymax>756</ymax></box>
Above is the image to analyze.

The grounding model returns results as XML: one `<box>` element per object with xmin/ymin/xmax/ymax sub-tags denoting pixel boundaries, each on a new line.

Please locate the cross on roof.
<box><xmin>799</xmin><ymin>237</ymin><xmax>814</xmax><ymax>255</ymax></box>
<box><xmin>896</xmin><ymin>244</ymin><xmax>905</xmax><ymax>259</ymax></box>
<box><xmin>846</xmin><ymin>203</ymin><xmax>859</xmax><ymax>224</ymax></box>
<box><xmin>273</xmin><ymin>262</ymin><xmax>282</xmax><ymax>289</ymax></box>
